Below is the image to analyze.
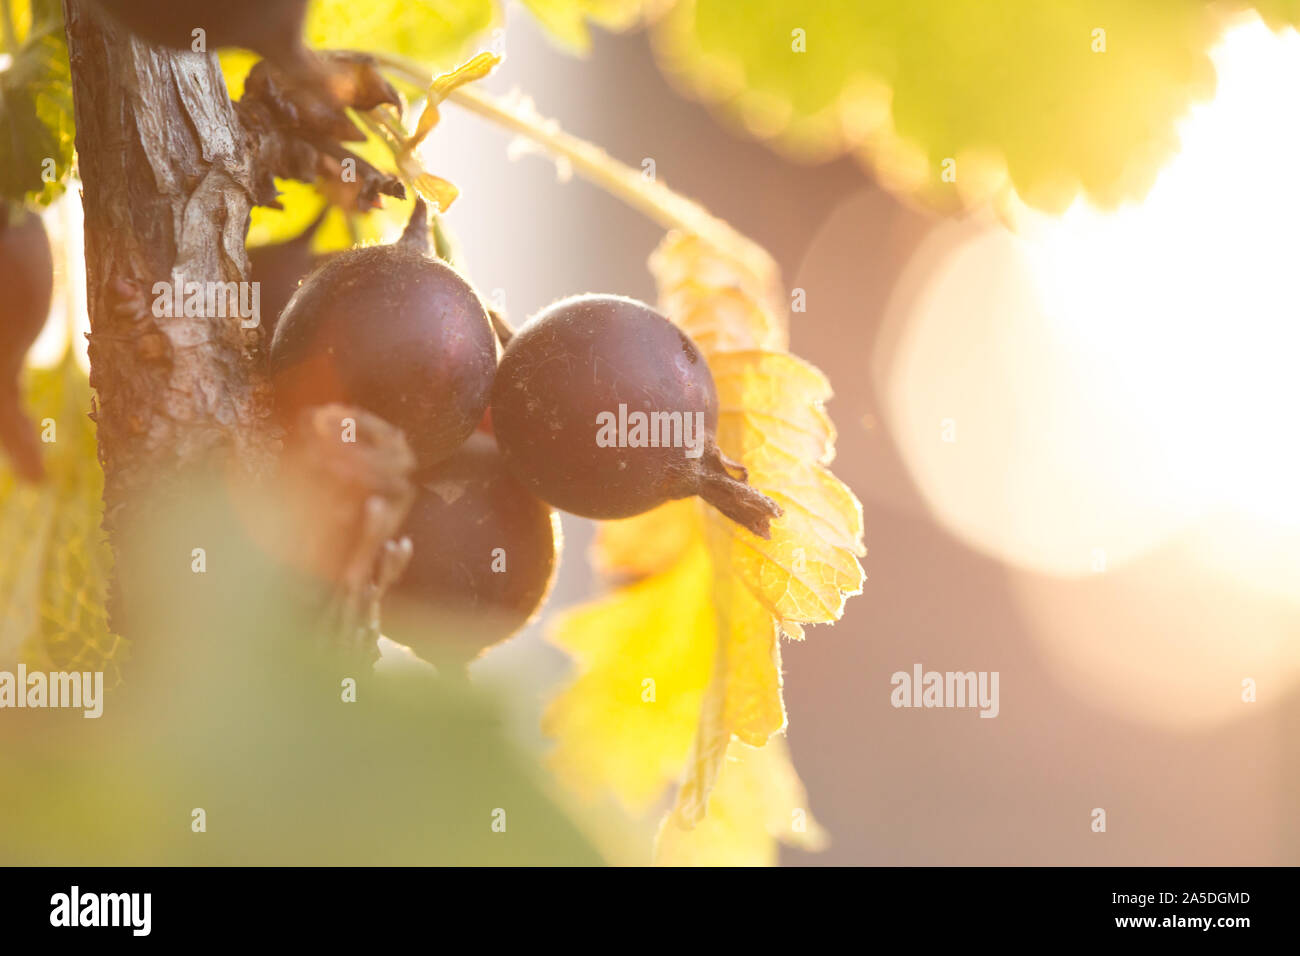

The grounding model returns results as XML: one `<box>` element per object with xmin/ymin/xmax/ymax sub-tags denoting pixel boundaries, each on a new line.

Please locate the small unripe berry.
<box><xmin>491</xmin><ymin>294</ymin><xmax>781</xmax><ymax>536</ymax></box>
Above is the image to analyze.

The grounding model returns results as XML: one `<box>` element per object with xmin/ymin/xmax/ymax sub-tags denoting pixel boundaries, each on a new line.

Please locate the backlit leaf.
<box><xmin>306</xmin><ymin>0</ymin><xmax>496</xmax><ymax>67</ymax></box>
<box><xmin>521</xmin><ymin>0</ymin><xmax>656</xmax><ymax>53</ymax></box>
<box><xmin>544</xmin><ymin>228</ymin><xmax>861</xmax><ymax>863</ymax></box>
<box><xmin>655</xmin><ymin>735</ymin><xmax>827</xmax><ymax>866</ymax></box>
<box><xmin>649</xmin><ymin>0</ymin><xmax>1286</xmax><ymax>214</ymax></box>
<box><xmin>544</xmin><ymin>538</ymin><xmax>714</xmax><ymax>810</ymax></box>
<box><xmin>590</xmin><ymin>498</ymin><xmax>697</xmax><ymax>579</ymax></box>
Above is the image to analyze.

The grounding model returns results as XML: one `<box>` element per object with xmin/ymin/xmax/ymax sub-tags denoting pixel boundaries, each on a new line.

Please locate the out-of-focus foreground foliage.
<box><xmin>0</xmin><ymin>424</ymin><xmax>602</xmax><ymax>864</ymax></box>
<box><xmin>29</xmin><ymin>0</ymin><xmax>1300</xmax><ymax>865</ymax></box>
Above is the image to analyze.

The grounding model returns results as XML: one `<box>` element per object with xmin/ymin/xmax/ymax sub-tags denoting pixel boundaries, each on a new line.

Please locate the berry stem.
<box><xmin>696</xmin><ymin>444</ymin><xmax>782</xmax><ymax>539</ymax></box>
<box><xmin>487</xmin><ymin>309</ymin><xmax>514</xmax><ymax>347</ymax></box>
<box><xmin>399</xmin><ymin>198</ymin><xmax>430</xmax><ymax>253</ymax></box>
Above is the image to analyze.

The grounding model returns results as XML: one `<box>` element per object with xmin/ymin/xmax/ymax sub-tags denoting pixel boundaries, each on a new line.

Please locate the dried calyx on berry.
<box><xmin>491</xmin><ymin>294</ymin><xmax>782</xmax><ymax>537</ymax></box>
<box><xmin>0</xmin><ymin>207</ymin><xmax>53</xmax><ymax>482</ymax></box>
<box><xmin>269</xmin><ymin>199</ymin><xmax>497</xmax><ymax>470</ymax></box>
<box><xmin>384</xmin><ymin>432</ymin><xmax>560</xmax><ymax>671</ymax></box>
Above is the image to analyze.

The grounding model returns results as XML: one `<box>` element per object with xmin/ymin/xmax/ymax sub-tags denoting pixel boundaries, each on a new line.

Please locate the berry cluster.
<box><xmin>270</xmin><ymin>202</ymin><xmax>780</xmax><ymax>667</ymax></box>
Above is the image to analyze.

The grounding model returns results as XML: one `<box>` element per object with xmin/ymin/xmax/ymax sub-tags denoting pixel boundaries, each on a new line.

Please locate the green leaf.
<box><xmin>0</xmin><ymin>356</ymin><xmax>120</xmax><ymax>681</ymax></box>
<box><xmin>306</xmin><ymin>0</ymin><xmax>497</xmax><ymax>67</ymax></box>
<box><xmin>649</xmin><ymin>0</ymin><xmax>1282</xmax><ymax>213</ymax></box>
<box><xmin>0</xmin><ymin>0</ymin><xmax>75</xmax><ymax>205</ymax></box>
<box><xmin>520</xmin><ymin>0</ymin><xmax>648</xmax><ymax>52</ymax></box>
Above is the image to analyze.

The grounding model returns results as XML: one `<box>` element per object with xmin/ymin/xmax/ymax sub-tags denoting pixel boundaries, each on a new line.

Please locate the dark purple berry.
<box><xmin>269</xmin><ymin>201</ymin><xmax>497</xmax><ymax>469</ymax></box>
<box><xmin>384</xmin><ymin>433</ymin><xmax>560</xmax><ymax>669</ymax></box>
<box><xmin>490</xmin><ymin>294</ymin><xmax>781</xmax><ymax>536</ymax></box>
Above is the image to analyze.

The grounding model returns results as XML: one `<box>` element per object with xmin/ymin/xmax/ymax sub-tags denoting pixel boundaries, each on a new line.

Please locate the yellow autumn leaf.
<box><xmin>655</xmin><ymin>735</ymin><xmax>827</xmax><ymax>866</ymax></box>
<box><xmin>544</xmin><ymin>229</ymin><xmax>862</xmax><ymax>861</ymax></box>
<box><xmin>656</xmin><ymin>235</ymin><xmax>864</xmax><ymax>828</ymax></box>
<box><xmin>544</xmin><ymin>537</ymin><xmax>715</xmax><ymax>810</ymax></box>
<box><xmin>702</xmin><ymin>540</ymin><xmax>785</xmax><ymax>746</ymax></box>
<box><xmin>591</xmin><ymin>498</ymin><xmax>698</xmax><ymax>579</ymax></box>
<box><xmin>384</xmin><ymin>52</ymin><xmax>500</xmax><ymax>211</ymax></box>
<box><xmin>654</xmin><ymin>233</ymin><xmax>786</xmax><ymax>351</ymax></box>
<box><xmin>411</xmin><ymin>52</ymin><xmax>501</xmax><ymax>143</ymax></box>
<box><xmin>655</xmin><ymin>239</ymin><xmax>866</xmax><ymax>635</ymax></box>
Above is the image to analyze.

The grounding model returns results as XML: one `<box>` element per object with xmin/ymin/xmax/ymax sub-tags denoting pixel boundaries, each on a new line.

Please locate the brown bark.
<box><xmin>62</xmin><ymin>1</ymin><xmax>411</xmax><ymax>658</ymax></box>
<box><xmin>63</xmin><ymin>0</ymin><xmax>277</xmax><ymax>509</ymax></box>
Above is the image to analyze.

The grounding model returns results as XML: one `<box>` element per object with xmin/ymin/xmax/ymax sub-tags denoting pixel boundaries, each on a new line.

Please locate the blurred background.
<box><xmin>441</xmin><ymin>9</ymin><xmax>1298</xmax><ymax>865</ymax></box>
<box><xmin>14</xmin><ymin>2</ymin><xmax>1299</xmax><ymax>864</ymax></box>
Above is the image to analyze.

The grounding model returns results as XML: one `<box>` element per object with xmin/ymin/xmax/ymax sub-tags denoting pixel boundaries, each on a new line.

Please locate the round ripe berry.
<box><xmin>490</xmin><ymin>294</ymin><xmax>781</xmax><ymax>536</ymax></box>
<box><xmin>269</xmin><ymin>201</ymin><xmax>497</xmax><ymax>469</ymax></box>
<box><xmin>384</xmin><ymin>433</ymin><xmax>560</xmax><ymax>669</ymax></box>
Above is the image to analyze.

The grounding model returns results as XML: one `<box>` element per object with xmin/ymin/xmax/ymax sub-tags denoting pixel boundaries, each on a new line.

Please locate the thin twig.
<box><xmin>360</xmin><ymin>51</ymin><xmax>780</xmax><ymax>288</ymax></box>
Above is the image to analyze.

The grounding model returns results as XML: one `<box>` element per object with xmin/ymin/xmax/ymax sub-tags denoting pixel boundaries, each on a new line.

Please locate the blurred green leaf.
<box><xmin>306</xmin><ymin>0</ymin><xmax>497</xmax><ymax>66</ymax></box>
<box><xmin>521</xmin><ymin>0</ymin><xmax>648</xmax><ymax>52</ymax></box>
<box><xmin>0</xmin><ymin>356</ymin><xmax>120</xmax><ymax>681</ymax></box>
<box><xmin>649</xmin><ymin>0</ymin><xmax>1294</xmax><ymax>214</ymax></box>
<box><xmin>0</xmin><ymin>0</ymin><xmax>75</xmax><ymax>205</ymax></box>
<box><xmin>0</xmin><ymin>465</ymin><xmax>601</xmax><ymax>864</ymax></box>
<box><xmin>0</xmin><ymin>666</ymin><xmax>605</xmax><ymax>864</ymax></box>
<box><xmin>0</xmin><ymin>383</ymin><xmax>600</xmax><ymax>864</ymax></box>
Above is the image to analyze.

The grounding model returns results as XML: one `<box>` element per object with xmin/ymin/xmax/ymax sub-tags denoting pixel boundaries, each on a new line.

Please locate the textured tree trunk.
<box><xmin>63</xmin><ymin>0</ymin><xmax>278</xmax><ymax>636</ymax></box>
